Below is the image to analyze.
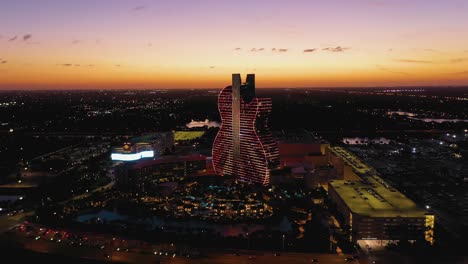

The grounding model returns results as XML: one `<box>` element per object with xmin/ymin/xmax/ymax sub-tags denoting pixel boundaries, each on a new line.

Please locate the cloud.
<box><xmin>59</xmin><ymin>63</ymin><xmax>89</xmax><ymax>67</ymax></box>
<box><xmin>422</xmin><ymin>49</ymin><xmax>440</xmax><ymax>53</ymax></box>
<box><xmin>23</xmin><ymin>34</ymin><xmax>32</xmax><ymax>41</ymax></box>
<box><xmin>323</xmin><ymin>46</ymin><xmax>350</xmax><ymax>52</ymax></box>
<box><xmin>133</xmin><ymin>5</ymin><xmax>147</xmax><ymax>11</ymax></box>
<box><xmin>71</xmin><ymin>40</ymin><xmax>81</xmax><ymax>45</ymax></box>
<box><xmin>115</xmin><ymin>64</ymin><xmax>121</xmax><ymax>67</ymax></box>
<box><xmin>364</xmin><ymin>0</ymin><xmax>408</xmax><ymax>7</ymax></box>
<box><xmin>1</xmin><ymin>61</ymin><xmax>7</xmax><ymax>64</ymax></box>
<box><xmin>451</xmin><ymin>70</ymin><xmax>468</xmax><ymax>75</ymax></box>
<box><xmin>234</xmin><ymin>48</ymin><xmax>241</xmax><ymax>51</ymax></box>
<box><xmin>303</xmin><ymin>49</ymin><xmax>317</xmax><ymax>53</ymax></box>
<box><xmin>394</xmin><ymin>59</ymin><xmax>433</xmax><ymax>64</ymax></box>
<box><xmin>251</xmin><ymin>48</ymin><xmax>265</xmax><ymax>52</ymax></box>
<box><xmin>209</xmin><ymin>66</ymin><xmax>215</xmax><ymax>69</ymax></box>
<box><xmin>8</xmin><ymin>36</ymin><xmax>17</xmax><ymax>42</ymax></box>
<box><xmin>450</xmin><ymin>58</ymin><xmax>468</xmax><ymax>63</ymax></box>
<box><xmin>376</xmin><ymin>65</ymin><xmax>409</xmax><ymax>75</ymax></box>
<box><xmin>271</xmin><ymin>48</ymin><xmax>288</xmax><ymax>52</ymax></box>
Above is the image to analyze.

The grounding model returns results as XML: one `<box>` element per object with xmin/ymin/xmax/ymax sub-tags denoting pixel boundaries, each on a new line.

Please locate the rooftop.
<box><xmin>329</xmin><ymin>176</ymin><xmax>428</xmax><ymax>218</ymax></box>
<box><xmin>329</xmin><ymin>146</ymin><xmax>373</xmax><ymax>175</ymax></box>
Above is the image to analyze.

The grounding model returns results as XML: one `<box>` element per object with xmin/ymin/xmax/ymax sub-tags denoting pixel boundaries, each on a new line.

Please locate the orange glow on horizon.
<box><xmin>1</xmin><ymin>1</ymin><xmax>468</xmax><ymax>89</ymax></box>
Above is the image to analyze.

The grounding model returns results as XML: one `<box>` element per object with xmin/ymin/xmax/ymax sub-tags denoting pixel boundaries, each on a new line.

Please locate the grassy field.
<box><xmin>174</xmin><ymin>131</ymin><xmax>205</xmax><ymax>141</ymax></box>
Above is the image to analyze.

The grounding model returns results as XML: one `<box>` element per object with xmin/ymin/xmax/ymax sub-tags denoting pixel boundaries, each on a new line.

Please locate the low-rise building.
<box><xmin>328</xmin><ymin>176</ymin><xmax>434</xmax><ymax>245</ymax></box>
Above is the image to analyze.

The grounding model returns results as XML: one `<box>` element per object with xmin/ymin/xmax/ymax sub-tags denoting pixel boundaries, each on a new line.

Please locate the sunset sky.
<box><xmin>1</xmin><ymin>0</ymin><xmax>468</xmax><ymax>89</ymax></box>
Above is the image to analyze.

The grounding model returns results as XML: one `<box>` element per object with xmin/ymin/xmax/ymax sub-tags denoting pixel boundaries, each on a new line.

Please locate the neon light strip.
<box><xmin>111</xmin><ymin>150</ymin><xmax>154</xmax><ymax>161</ymax></box>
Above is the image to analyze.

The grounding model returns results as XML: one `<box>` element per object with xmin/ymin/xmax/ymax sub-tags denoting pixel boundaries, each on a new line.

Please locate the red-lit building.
<box><xmin>212</xmin><ymin>74</ymin><xmax>280</xmax><ymax>185</ymax></box>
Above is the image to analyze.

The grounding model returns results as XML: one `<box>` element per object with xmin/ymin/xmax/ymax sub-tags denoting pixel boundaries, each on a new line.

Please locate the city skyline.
<box><xmin>2</xmin><ymin>0</ymin><xmax>468</xmax><ymax>89</ymax></box>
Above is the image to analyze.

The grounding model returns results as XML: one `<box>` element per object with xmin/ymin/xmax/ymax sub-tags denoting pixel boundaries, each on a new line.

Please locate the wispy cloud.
<box><xmin>451</xmin><ymin>70</ymin><xmax>468</xmax><ymax>75</ymax></box>
<box><xmin>394</xmin><ymin>59</ymin><xmax>433</xmax><ymax>64</ymax></box>
<box><xmin>133</xmin><ymin>5</ymin><xmax>147</xmax><ymax>11</ymax></box>
<box><xmin>1</xmin><ymin>60</ymin><xmax>7</xmax><ymax>64</ymax></box>
<box><xmin>450</xmin><ymin>58</ymin><xmax>468</xmax><ymax>63</ymax></box>
<box><xmin>209</xmin><ymin>66</ymin><xmax>215</xmax><ymax>69</ymax></box>
<box><xmin>115</xmin><ymin>64</ymin><xmax>122</xmax><ymax>67</ymax></box>
<box><xmin>278</xmin><ymin>49</ymin><xmax>288</xmax><ymax>52</ymax></box>
<box><xmin>59</xmin><ymin>63</ymin><xmax>95</xmax><ymax>67</ymax></box>
<box><xmin>23</xmin><ymin>34</ymin><xmax>32</xmax><ymax>41</ymax></box>
<box><xmin>364</xmin><ymin>0</ymin><xmax>408</xmax><ymax>7</ymax></box>
<box><xmin>272</xmin><ymin>48</ymin><xmax>288</xmax><ymax>52</ymax></box>
<box><xmin>8</xmin><ymin>36</ymin><xmax>17</xmax><ymax>42</ymax></box>
<box><xmin>234</xmin><ymin>48</ymin><xmax>241</xmax><ymax>51</ymax></box>
<box><xmin>422</xmin><ymin>48</ymin><xmax>441</xmax><ymax>53</ymax></box>
<box><xmin>323</xmin><ymin>46</ymin><xmax>350</xmax><ymax>52</ymax></box>
<box><xmin>250</xmin><ymin>48</ymin><xmax>265</xmax><ymax>52</ymax></box>
<box><xmin>303</xmin><ymin>49</ymin><xmax>317</xmax><ymax>53</ymax></box>
<box><xmin>71</xmin><ymin>40</ymin><xmax>81</xmax><ymax>45</ymax></box>
<box><xmin>376</xmin><ymin>65</ymin><xmax>409</xmax><ymax>75</ymax></box>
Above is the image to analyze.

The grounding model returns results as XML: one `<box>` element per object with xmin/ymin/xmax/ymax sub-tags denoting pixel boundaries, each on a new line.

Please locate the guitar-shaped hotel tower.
<box><xmin>212</xmin><ymin>74</ymin><xmax>280</xmax><ymax>185</ymax></box>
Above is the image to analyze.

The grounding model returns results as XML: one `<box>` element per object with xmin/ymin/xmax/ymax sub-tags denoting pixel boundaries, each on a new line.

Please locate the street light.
<box><xmin>282</xmin><ymin>234</ymin><xmax>285</xmax><ymax>251</ymax></box>
<box><xmin>246</xmin><ymin>232</ymin><xmax>250</xmax><ymax>249</ymax></box>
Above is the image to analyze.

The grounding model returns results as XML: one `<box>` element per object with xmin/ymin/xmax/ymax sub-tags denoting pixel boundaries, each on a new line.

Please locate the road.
<box><xmin>4</xmin><ymin>233</ymin><xmax>352</xmax><ymax>264</ymax></box>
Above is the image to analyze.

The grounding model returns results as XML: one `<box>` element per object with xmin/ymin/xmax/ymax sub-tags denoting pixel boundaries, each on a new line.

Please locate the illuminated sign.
<box><xmin>111</xmin><ymin>150</ymin><xmax>154</xmax><ymax>161</ymax></box>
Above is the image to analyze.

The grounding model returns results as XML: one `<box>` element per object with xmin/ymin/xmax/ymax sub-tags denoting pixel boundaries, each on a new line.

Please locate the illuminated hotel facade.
<box><xmin>212</xmin><ymin>74</ymin><xmax>280</xmax><ymax>185</ymax></box>
<box><xmin>111</xmin><ymin>142</ymin><xmax>154</xmax><ymax>161</ymax></box>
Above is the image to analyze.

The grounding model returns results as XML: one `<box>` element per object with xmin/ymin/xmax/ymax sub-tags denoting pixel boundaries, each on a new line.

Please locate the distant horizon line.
<box><xmin>1</xmin><ymin>85</ymin><xmax>468</xmax><ymax>92</ymax></box>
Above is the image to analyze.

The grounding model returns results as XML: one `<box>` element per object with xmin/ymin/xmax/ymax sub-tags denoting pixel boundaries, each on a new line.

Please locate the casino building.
<box><xmin>116</xmin><ymin>154</ymin><xmax>208</xmax><ymax>190</ymax></box>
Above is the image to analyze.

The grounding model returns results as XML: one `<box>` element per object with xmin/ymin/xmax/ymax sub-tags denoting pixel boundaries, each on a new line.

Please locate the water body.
<box><xmin>76</xmin><ymin>210</ymin><xmax>291</xmax><ymax>237</ymax></box>
<box><xmin>0</xmin><ymin>195</ymin><xmax>21</xmax><ymax>202</ymax></box>
<box><xmin>186</xmin><ymin>119</ymin><xmax>220</xmax><ymax>128</ymax></box>
<box><xmin>77</xmin><ymin>210</ymin><xmax>127</xmax><ymax>222</ymax></box>
<box><xmin>387</xmin><ymin>111</ymin><xmax>468</xmax><ymax>123</ymax></box>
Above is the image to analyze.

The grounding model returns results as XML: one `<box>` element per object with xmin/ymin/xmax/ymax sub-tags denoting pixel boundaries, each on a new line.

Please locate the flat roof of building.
<box><xmin>329</xmin><ymin>176</ymin><xmax>427</xmax><ymax>218</ymax></box>
<box><xmin>279</xmin><ymin>143</ymin><xmax>325</xmax><ymax>156</ymax></box>
<box><xmin>328</xmin><ymin>146</ymin><xmax>372</xmax><ymax>175</ymax></box>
